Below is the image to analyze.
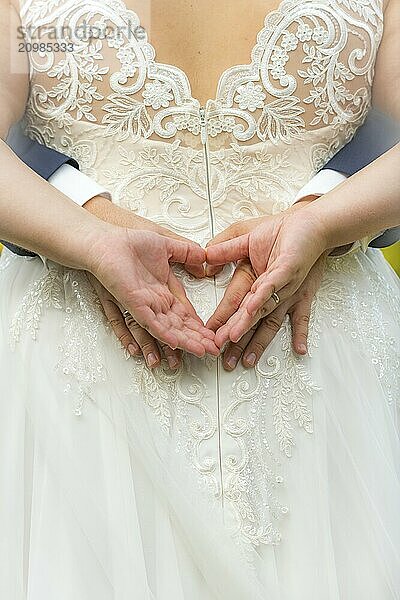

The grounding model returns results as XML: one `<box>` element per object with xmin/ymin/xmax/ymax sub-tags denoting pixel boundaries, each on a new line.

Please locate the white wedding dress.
<box><xmin>1</xmin><ymin>0</ymin><xmax>399</xmax><ymax>598</ymax></box>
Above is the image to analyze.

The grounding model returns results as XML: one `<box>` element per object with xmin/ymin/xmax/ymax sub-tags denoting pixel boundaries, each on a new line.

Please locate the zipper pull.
<box><xmin>199</xmin><ymin>106</ymin><xmax>208</xmax><ymax>145</ymax></box>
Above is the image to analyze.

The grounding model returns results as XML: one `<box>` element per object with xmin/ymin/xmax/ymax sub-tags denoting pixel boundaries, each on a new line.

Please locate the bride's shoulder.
<box><xmin>7</xmin><ymin>0</ymin><xmax>20</xmax><ymax>13</ymax></box>
<box><xmin>0</xmin><ymin>0</ymin><xmax>17</xmax><ymax>18</ymax></box>
<box><xmin>383</xmin><ymin>0</ymin><xmax>394</xmax><ymax>13</ymax></box>
<box><xmin>8</xmin><ymin>0</ymin><xmax>31</xmax><ymax>15</ymax></box>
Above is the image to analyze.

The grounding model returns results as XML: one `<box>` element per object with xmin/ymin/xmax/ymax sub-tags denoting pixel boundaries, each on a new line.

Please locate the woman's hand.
<box><xmin>206</xmin><ymin>198</ymin><xmax>318</xmax><ymax>273</ymax></box>
<box><xmin>88</xmin><ymin>274</ymin><xmax>182</xmax><ymax>370</ymax></box>
<box><xmin>205</xmin><ymin>217</ymin><xmax>267</xmax><ymax>277</ymax></box>
<box><xmin>86</xmin><ymin>196</ymin><xmax>205</xmax><ymax>278</ymax></box>
<box><xmin>207</xmin><ymin>257</ymin><xmax>326</xmax><ymax>369</ymax></box>
<box><xmin>89</xmin><ymin>228</ymin><xmax>219</xmax><ymax>358</ymax></box>
<box><xmin>214</xmin><ymin>256</ymin><xmax>326</xmax><ymax>367</ymax></box>
<box><xmin>206</xmin><ymin>202</ymin><xmax>327</xmax><ymax>343</ymax></box>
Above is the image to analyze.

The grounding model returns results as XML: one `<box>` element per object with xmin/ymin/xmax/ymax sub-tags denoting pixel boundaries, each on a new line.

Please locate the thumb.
<box><xmin>185</xmin><ymin>263</ymin><xmax>206</xmax><ymax>278</ymax></box>
<box><xmin>159</xmin><ymin>230</ymin><xmax>205</xmax><ymax>278</ymax></box>
<box><xmin>206</xmin><ymin>225</ymin><xmax>240</xmax><ymax>248</ymax></box>
<box><xmin>206</xmin><ymin>261</ymin><xmax>255</xmax><ymax>332</ymax></box>
<box><xmin>167</xmin><ymin>238</ymin><xmax>206</xmax><ymax>266</ymax></box>
<box><xmin>206</xmin><ymin>233</ymin><xmax>250</xmax><ymax>266</ymax></box>
<box><xmin>205</xmin><ymin>225</ymin><xmax>242</xmax><ymax>277</ymax></box>
<box><xmin>167</xmin><ymin>271</ymin><xmax>203</xmax><ymax>322</ymax></box>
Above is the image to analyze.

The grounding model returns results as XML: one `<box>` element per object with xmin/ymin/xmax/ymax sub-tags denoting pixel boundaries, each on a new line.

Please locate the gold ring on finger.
<box><xmin>271</xmin><ymin>292</ymin><xmax>280</xmax><ymax>305</ymax></box>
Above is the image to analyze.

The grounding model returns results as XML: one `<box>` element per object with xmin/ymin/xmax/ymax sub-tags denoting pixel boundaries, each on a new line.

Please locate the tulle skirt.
<box><xmin>0</xmin><ymin>247</ymin><xmax>399</xmax><ymax>600</ymax></box>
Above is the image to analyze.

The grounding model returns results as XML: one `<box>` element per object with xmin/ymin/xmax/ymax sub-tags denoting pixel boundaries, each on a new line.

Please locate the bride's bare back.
<box><xmin>19</xmin><ymin>0</ymin><xmax>382</xmax><ymax>152</ymax></box>
<box><xmin>135</xmin><ymin>0</ymin><xmax>279</xmax><ymax>107</ymax></box>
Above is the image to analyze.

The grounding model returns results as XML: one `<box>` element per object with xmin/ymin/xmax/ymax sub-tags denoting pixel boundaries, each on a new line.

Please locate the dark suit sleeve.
<box><xmin>322</xmin><ymin>109</ymin><xmax>400</xmax><ymax>248</ymax></box>
<box><xmin>1</xmin><ymin>124</ymin><xmax>80</xmax><ymax>257</ymax></box>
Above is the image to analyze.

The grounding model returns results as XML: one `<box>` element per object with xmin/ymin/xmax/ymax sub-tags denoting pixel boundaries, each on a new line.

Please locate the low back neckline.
<box><xmin>22</xmin><ymin>0</ymin><xmax>382</xmax><ymax>146</ymax></box>
<box><xmin>120</xmin><ymin>0</ymin><xmax>290</xmax><ymax>108</ymax></box>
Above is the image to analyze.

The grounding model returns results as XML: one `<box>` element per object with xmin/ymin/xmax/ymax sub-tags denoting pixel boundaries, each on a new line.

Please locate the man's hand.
<box><xmin>88</xmin><ymin>274</ymin><xmax>182</xmax><ymax>370</ymax></box>
<box><xmin>89</xmin><ymin>228</ymin><xmax>219</xmax><ymax>358</ymax></box>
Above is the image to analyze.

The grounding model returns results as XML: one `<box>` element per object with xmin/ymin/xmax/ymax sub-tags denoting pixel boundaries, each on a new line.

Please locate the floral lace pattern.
<box><xmin>318</xmin><ymin>254</ymin><xmax>400</xmax><ymax>409</ymax></box>
<box><xmin>20</xmin><ymin>0</ymin><xmax>383</xmax><ymax>145</ymax></box>
<box><xmin>12</xmin><ymin>0</ymin><xmax>392</xmax><ymax>555</ymax></box>
<box><xmin>9</xmin><ymin>265</ymin><xmax>64</xmax><ymax>347</ymax></box>
<box><xmin>98</xmin><ymin>139</ymin><xmax>306</xmax><ymax>245</ymax></box>
<box><xmin>8</xmin><ymin>250</ymin><xmax>399</xmax><ymax>552</ymax></box>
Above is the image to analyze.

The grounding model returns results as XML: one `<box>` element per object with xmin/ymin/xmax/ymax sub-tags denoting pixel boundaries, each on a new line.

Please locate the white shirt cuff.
<box><xmin>292</xmin><ymin>169</ymin><xmax>347</xmax><ymax>205</ymax></box>
<box><xmin>48</xmin><ymin>164</ymin><xmax>111</xmax><ymax>207</ymax></box>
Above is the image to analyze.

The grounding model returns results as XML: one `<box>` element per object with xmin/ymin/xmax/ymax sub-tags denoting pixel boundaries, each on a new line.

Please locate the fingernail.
<box><xmin>167</xmin><ymin>356</ymin><xmax>180</xmax><ymax>370</ymax></box>
<box><xmin>146</xmin><ymin>352</ymin><xmax>158</xmax><ymax>367</ymax></box>
<box><xmin>298</xmin><ymin>344</ymin><xmax>307</xmax><ymax>355</ymax></box>
<box><xmin>226</xmin><ymin>355</ymin><xmax>238</xmax><ymax>369</ymax></box>
<box><xmin>245</xmin><ymin>353</ymin><xmax>257</xmax><ymax>366</ymax></box>
<box><xmin>128</xmin><ymin>344</ymin><xmax>138</xmax><ymax>356</ymax></box>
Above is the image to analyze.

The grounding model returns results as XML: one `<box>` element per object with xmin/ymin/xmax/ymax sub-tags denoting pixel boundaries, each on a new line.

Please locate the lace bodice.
<box><xmin>15</xmin><ymin>0</ymin><xmax>390</xmax><ymax>558</ymax></box>
<box><xmin>21</xmin><ymin>0</ymin><xmax>382</xmax><ymax>149</ymax></box>
<box><xmin>20</xmin><ymin>0</ymin><xmax>384</xmax><ymax>241</ymax></box>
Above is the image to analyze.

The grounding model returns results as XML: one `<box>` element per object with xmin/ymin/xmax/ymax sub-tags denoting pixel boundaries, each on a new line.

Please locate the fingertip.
<box><xmin>205</xmin><ymin>244</ymin><xmax>228</xmax><ymax>266</ymax></box>
<box><xmin>208</xmin><ymin>344</ymin><xmax>221</xmax><ymax>357</ymax></box>
<box><xmin>229</xmin><ymin>331</ymin><xmax>242</xmax><ymax>344</ymax></box>
<box><xmin>202</xmin><ymin>333</ymin><xmax>220</xmax><ymax>354</ymax></box>
<box><xmin>186</xmin><ymin>265</ymin><xmax>206</xmax><ymax>279</ymax></box>
<box><xmin>205</xmin><ymin>318</ymin><xmax>216</xmax><ymax>332</ymax></box>
<box><xmin>222</xmin><ymin>355</ymin><xmax>238</xmax><ymax>371</ymax></box>
<box><xmin>167</xmin><ymin>355</ymin><xmax>181</xmax><ymax>370</ymax></box>
<box><xmin>146</xmin><ymin>352</ymin><xmax>161</xmax><ymax>368</ymax></box>
<box><xmin>295</xmin><ymin>343</ymin><xmax>308</xmax><ymax>355</ymax></box>
<box><xmin>205</xmin><ymin>265</ymin><xmax>223</xmax><ymax>277</ymax></box>
<box><xmin>128</xmin><ymin>342</ymin><xmax>141</xmax><ymax>357</ymax></box>
<box><xmin>166</xmin><ymin>339</ymin><xmax>178</xmax><ymax>351</ymax></box>
<box><xmin>202</xmin><ymin>327</ymin><xmax>217</xmax><ymax>340</ymax></box>
<box><xmin>229</xmin><ymin>322</ymin><xmax>246</xmax><ymax>344</ymax></box>
<box><xmin>245</xmin><ymin>295</ymin><xmax>260</xmax><ymax>318</ymax></box>
<box><xmin>188</xmin><ymin>244</ymin><xmax>207</xmax><ymax>265</ymax></box>
<box><xmin>206</xmin><ymin>316</ymin><xmax>224</xmax><ymax>334</ymax></box>
<box><xmin>215</xmin><ymin>329</ymin><xmax>229</xmax><ymax>349</ymax></box>
<box><xmin>242</xmin><ymin>352</ymin><xmax>257</xmax><ymax>368</ymax></box>
<box><xmin>187</xmin><ymin>340</ymin><xmax>206</xmax><ymax>358</ymax></box>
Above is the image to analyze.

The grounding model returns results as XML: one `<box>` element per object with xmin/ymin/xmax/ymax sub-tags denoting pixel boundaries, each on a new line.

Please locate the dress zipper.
<box><xmin>199</xmin><ymin>106</ymin><xmax>216</xmax><ymax>238</ymax></box>
<box><xmin>199</xmin><ymin>105</ymin><xmax>224</xmax><ymax>511</ymax></box>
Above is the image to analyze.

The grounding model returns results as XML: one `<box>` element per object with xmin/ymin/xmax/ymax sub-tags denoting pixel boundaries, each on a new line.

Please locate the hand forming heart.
<box><xmin>90</xmin><ymin>228</ymin><xmax>220</xmax><ymax>358</ymax></box>
<box><xmin>205</xmin><ymin>198</ymin><xmax>329</xmax><ymax>367</ymax></box>
<box><xmin>88</xmin><ymin>196</ymin><xmax>327</xmax><ymax>368</ymax></box>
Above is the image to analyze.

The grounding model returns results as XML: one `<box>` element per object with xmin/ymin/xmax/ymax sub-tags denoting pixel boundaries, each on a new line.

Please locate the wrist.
<box><xmin>294</xmin><ymin>203</ymin><xmax>331</xmax><ymax>255</ymax></box>
<box><xmin>293</xmin><ymin>194</ymin><xmax>320</xmax><ymax>205</ymax></box>
<box><xmin>85</xmin><ymin>195</ymin><xmax>148</xmax><ymax>232</ymax></box>
<box><xmin>85</xmin><ymin>194</ymin><xmax>113</xmax><ymax>218</ymax></box>
<box><xmin>79</xmin><ymin>220</ymin><xmax>121</xmax><ymax>274</ymax></box>
<box><xmin>305</xmin><ymin>197</ymin><xmax>347</xmax><ymax>251</ymax></box>
<box><xmin>287</xmin><ymin>194</ymin><xmax>319</xmax><ymax>215</ymax></box>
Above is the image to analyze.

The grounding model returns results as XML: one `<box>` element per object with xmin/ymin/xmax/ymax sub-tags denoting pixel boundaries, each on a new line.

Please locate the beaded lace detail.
<box><xmin>8</xmin><ymin>251</ymin><xmax>400</xmax><ymax>553</ymax></box>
